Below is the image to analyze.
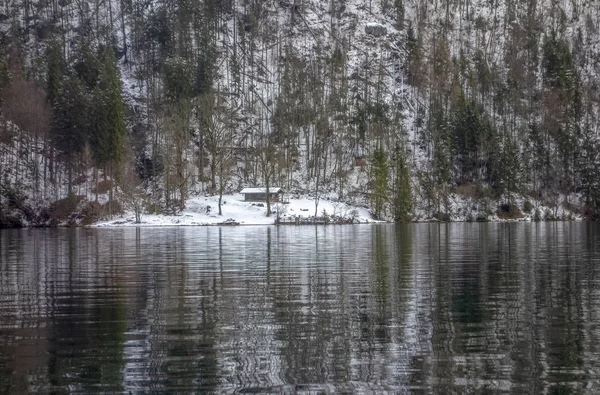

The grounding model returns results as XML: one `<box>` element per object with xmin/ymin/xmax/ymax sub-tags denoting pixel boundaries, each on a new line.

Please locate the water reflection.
<box><xmin>1</xmin><ymin>223</ymin><xmax>600</xmax><ymax>392</ymax></box>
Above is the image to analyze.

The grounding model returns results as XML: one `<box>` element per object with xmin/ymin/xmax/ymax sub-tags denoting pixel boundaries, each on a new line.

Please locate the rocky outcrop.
<box><xmin>365</xmin><ymin>23</ymin><xmax>387</xmax><ymax>37</ymax></box>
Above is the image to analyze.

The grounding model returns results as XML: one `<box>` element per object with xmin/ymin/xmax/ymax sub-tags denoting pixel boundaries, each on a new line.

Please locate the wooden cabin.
<box><xmin>240</xmin><ymin>187</ymin><xmax>284</xmax><ymax>202</ymax></box>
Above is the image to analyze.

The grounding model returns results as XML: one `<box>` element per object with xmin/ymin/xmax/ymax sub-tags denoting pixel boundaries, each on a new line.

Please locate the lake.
<box><xmin>1</xmin><ymin>223</ymin><xmax>600</xmax><ymax>393</ymax></box>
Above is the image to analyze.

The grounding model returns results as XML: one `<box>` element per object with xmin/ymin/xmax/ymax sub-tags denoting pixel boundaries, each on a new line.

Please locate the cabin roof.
<box><xmin>240</xmin><ymin>187</ymin><xmax>283</xmax><ymax>194</ymax></box>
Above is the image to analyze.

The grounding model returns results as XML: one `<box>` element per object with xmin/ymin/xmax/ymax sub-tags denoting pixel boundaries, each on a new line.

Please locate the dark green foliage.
<box><xmin>451</xmin><ymin>97</ymin><xmax>493</xmax><ymax>184</ymax></box>
<box><xmin>526</xmin><ymin>123</ymin><xmax>552</xmax><ymax>189</ymax></box>
<box><xmin>394</xmin><ymin>0</ymin><xmax>405</xmax><ymax>29</ymax></box>
<box><xmin>45</xmin><ymin>39</ymin><xmax>65</xmax><ymax>105</ymax></box>
<box><xmin>194</xmin><ymin>30</ymin><xmax>217</xmax><ymax>96</ymax></box>
<box><xmin>543</xmin><ymin>35</ymin><xmax>578</xmax><ymax>92</ymax></box>
<box><xmin>371</xmin><ymin>148</ymin><xmax>389</xmax><ymax>219</ymax></box>
<box><xmin>0</xmin><ymin>44</ymin><xmax>9</xmax><ymax>96</ymax></box>
<box><xmin>430</xmin><ymin>109</ymin><xmax>452</xmax><ymax>187</ymax></box>
<box><xmin>351</xmin><ymin>103</ymin><xmax>389</xmax><ymax>142</ymax></box>
<box><xmin>90</xmin><ymin>47</ymin><xmax>126</xmax><ymax>168</ymax></box>
<box><xmin>405</xmin><ymin>23</ymin><xmax>422</xmax><ymax>87</ymax></box>
<box><xmin>145</xmin><ymin>7</ymin><xmax>173</xmax><ymax>53</ymax></box>
<box><xmin>163</xmin><ymin>58</ymin><xmax>193</xmax><ymax>102</ymax></box>
<box><xmin>193</xmin><ymin>3</ymin><xmax>218</xmax><ymax>96</ymax></box>
<box><xmin>392</xmin><ymin>145</ymin><xmax>412</xmax><ymax>222</ymax></box>
<box><xmin>540</xmin><ymin>36</ymin><xmax>582</xmax><ymax>198</ymax></box>
<box><xmin>576</xmin><ymin>125</ymin><xmax>600</xmax><ymax>216</ymax></box>
<box><xmin>497</xmin><ymin>203</ymin><xmax>522</xmax><ymax>219</ymax></box>
<box><xmin>72</xmin><ymin>40</ymin><xmax>101</xmax><ymax>91</ymax></box>
<box><xmin>51</xmin><ymin>76</ymin><xmax>91</xmax><ymax>159</ymax></box>
<box><xmin>490</xmin><ymin>135</ymin><xmax>520</xmax><ymax>196</ymax></box>
<box><xmin>46</xmin><ymin>38</ymin><xmax>125</xmax><ymax>179</ymax></box>
<box><xmin>330</xmin><ymin>45</ymin><xmax>344</xmax><ymax>72</ymax></box>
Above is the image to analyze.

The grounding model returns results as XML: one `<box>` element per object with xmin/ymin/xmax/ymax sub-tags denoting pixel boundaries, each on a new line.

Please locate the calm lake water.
<box><xmin>1</xmin><ymin>223</ymin><xmax>600</xmax><ymax>393</ymax></box>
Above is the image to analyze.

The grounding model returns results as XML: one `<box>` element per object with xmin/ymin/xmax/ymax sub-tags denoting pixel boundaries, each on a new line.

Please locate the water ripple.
<box><xmin>1</xmin><ymin>224</ymin><xmax>600</xmax><ymax>392</ymax></box>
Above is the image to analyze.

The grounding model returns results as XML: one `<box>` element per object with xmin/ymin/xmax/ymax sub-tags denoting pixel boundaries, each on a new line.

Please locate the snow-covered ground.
<box><xmin>94</xmin><ymin>191</ymin><xmax>584</xmax><ymax>228</ymax></box>
<box><xmin>93</xmin><ymin>194</ymin><xmax>376</xmax><ymax>227</ymax></box>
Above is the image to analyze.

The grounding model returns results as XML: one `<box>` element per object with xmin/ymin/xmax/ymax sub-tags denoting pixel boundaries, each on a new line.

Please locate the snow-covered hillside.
<box><xmin>1</xmin><ymin>0</ymin><xmax>600</xmax><ymax>226</ymax></box>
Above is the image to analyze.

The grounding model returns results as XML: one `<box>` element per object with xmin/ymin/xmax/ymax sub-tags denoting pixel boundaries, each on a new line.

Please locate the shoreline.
<box><xmin>2</xmin><ymin>193</ymin><xmax>591</xmax><ymax>229</ymax></box>
<box><xmin>0</xmin><ymin>217</ymin><xmax>589</xmax><ymax>230</ymax></box>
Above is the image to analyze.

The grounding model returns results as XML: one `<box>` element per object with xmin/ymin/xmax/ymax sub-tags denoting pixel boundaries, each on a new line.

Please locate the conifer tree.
<box><xmin>91</xmin><ymin>47</ymin><xmax>126</xmax><ymax>170</ymax></box>
<box><xmin>51</xmin><ymin>75</ymin><xmax>90</xmax><ymax>193</ymax></box>
<box><xmin>371</xmin><ymin>147</ymin><xmax>389</xmax><ymax>219</ymax></box>
<box><xmin>46</xmin><ymin>39</ymin><xmax>65</xmax><ymax>106</ymax></box>
<box><xmin>394</xmin><ymin>0</ymin><xmax>405</xmax><ymax>30</ymax></box>
<box><xmin>577</xmin><ymin>124</ymin><xmax>600</xmax><ymax>217</ymax></box>
<box><xmin>0</xmin><ymin>44</ymin><xmax>10</xmax><ymax>96</ymax></box>
<box><xmin>392</xmin><ymin>145</ymin><xmax>412</xmax><ymax>222</ymax></box>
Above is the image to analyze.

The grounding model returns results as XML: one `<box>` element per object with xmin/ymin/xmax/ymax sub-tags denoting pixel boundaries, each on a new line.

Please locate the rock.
<box><xmin>365</xmin><ymin>23</ymin><xmax>387</xmax><ymax>37</ymax></box>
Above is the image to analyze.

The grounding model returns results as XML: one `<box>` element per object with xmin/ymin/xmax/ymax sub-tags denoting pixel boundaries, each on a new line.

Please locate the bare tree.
<box><xmin>119</xmin><ymin>158</ymin><xmax>146</xmax><ymax>224</ymax></box>
<box><xmin>257</xmin><ymin>144</ymin><xmax>278</xmax><ymax>217</ymax></box>
<box><xmin>197</xmin><ymin>92</ymin><xmax>239</xmax><ymax>215</ymax></box>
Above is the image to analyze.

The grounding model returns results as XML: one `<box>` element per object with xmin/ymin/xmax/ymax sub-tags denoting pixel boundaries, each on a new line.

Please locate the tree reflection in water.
<box><xmin>1</xmin><ymin>223</ymin><xmax>600</xmax><ymax>392</ymax></box>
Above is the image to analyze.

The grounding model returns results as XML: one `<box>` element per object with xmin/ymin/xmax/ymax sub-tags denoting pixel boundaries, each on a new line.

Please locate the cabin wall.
<box><xmin>243</xmin><ymin>193</ymin><xmax>281</xmax><ymax>202</ymax></box>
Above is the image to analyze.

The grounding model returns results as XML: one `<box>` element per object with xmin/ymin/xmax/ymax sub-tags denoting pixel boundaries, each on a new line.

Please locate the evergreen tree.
<box><xmin>91</xmin><ymin>47</ymin><xmax>126</xmax><ymax>170</ymax></box>
<box><xmin>371</xmin><ymin>147</ymin><xmax>389</xmax><ymax>219</ymax></box>
<box><xmin>0</xmin><ymin>44</ymin><xmax>9</xmax><ymax>96</ymax></box>
<box><xmin>45</xmin><ymin>39</ymin><xmax>65</xmax><ymax>106</ymax></box>
<box><xmin>422</xmin><ymin>107</ymin><xmax>452</xmax><ymax>214</ymax></box>
<box><xmin>490</xmin><ymin>134</ymin><xmax>520</xmax><ymax>198</ymax></box>
<box><xmin>392</xmin><ymin>145</ymin><xmax>412</xmax><ymax>222</ymax></box>
<box><xmin>394</xmin><ymin>0</ymin><xmax>405</xmax><ymax>30</ymax></box>
<box><xmin>577</xmin><ymin>124</ymin><xmax>600</xmax><ymax>217</ymax></box>
<box><xmin>51</xmin><ymin>75</ymin><xmax>91</xmax><ymax>191</ymax></box>
<box><xmin>452</xmin><ymin>97</ymin><xmax>492</xmax><ymax>184</ymax></box>
<box><xmin>73</xmin><ymin>39</ymin><xmax>102</xmax><ymax>91</ymax></box>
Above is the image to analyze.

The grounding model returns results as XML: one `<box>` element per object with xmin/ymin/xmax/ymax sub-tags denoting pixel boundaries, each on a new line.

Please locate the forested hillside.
<box><xmin>1</xmin><ymin>0</ymin><xmax>600</xmax><ymax>226</ymax></box>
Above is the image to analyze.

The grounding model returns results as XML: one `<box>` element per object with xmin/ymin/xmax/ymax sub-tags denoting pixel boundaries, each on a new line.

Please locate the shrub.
<box><xmin>49</xmin><ymin>194</ymin><xmax>85</xmax><ymax>220</ymax></box>
<box><xmin>497</xmin><ymin>203</ymin><xmax>522</xmax><ymax>219</ymax></box>
<box><xmin>80</xmin><ymin>201</ymin><xmax>102</xmax><ymax>226</ymax></box>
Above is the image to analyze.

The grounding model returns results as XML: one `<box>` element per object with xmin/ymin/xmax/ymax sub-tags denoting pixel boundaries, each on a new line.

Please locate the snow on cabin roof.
<box><xmin>240</xmin><ymin>188</ymin><xmax>283</xmax><ymax>194</ymax></box>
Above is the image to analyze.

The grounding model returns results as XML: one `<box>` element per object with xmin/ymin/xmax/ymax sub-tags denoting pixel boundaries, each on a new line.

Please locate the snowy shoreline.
<box><xmin>92</xmin><ymin>194</ymin><xmax>378</xmax><ymax>228</ymax></box>
<box><xmin>91</xmin><ymin>193</ymin><xmax>585</xmax><ymax>228</ymax></box>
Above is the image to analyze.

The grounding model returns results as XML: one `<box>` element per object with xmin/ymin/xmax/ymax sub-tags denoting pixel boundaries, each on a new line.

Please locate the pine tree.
<box><xmin>452</xmin><ymin>97</ymin><xmax>492</xmax><ymax>184</ymax></box>
<box><xmin>394</xmin><ymin>0</ymin><xmax>405</xmax><ymax>30</ymax></box>
<box><xmin>577</xmin><ymin>124</ymin><xmax>600</xmax><ymax>217</ymax></box>
<box><xmin>91</xmin><ymin>47</ymin><xmax>126</xmax><ymax>170</ymax></box>
<box><xmin>429</xmin><ymin>110</ymin><xmax>452</xmax><ymax>213</ymax></box>
<box><xmin>392</xmin><ymin>145</ymin><xmax>412</xmax><ymax>222</ymax></box>
<box><xmin>45</xmin><ymin>39</ymin><xmax>65</xmax><ymax>106</ymax></box>
<box><xmin>491</xmin><ymin>134</ymin><xmax>520</xmax><ymax>198</ymax></box>
<box><xmin>371</xmin><ymin>147</ymin><xmax>389</xmax><ymax>219</ymax></box>
<box><xmin>0</xmin><ymin>44</ymin><xmax>9</xmax><ymax>96</ymax></box>
<box><xmin>51</xmin><ymin>75</ymin><xmax>91</xmax><ymax>192</ymax></box>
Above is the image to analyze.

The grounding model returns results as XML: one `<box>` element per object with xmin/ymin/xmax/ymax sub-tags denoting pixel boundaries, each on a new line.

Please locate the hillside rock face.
<box><xmin>365</xmin><ymin>23</ymin><xmax>387</xmax><ymax>37</ymax></box>
<box><xmin>1</xmin><ymin>0</ymin><xmax>600</xmax><ymax>222</ymax></box>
